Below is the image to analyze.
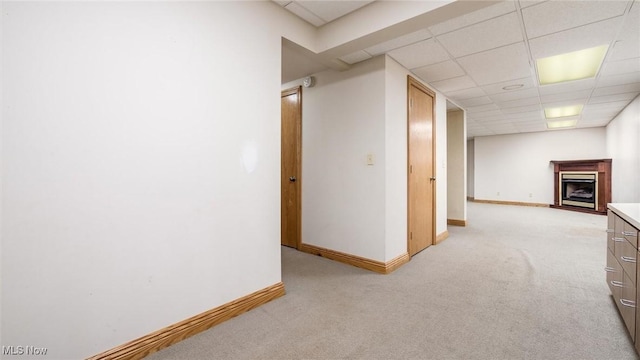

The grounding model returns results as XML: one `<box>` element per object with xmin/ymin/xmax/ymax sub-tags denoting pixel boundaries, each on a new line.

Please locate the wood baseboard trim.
<box><xmin>471</xmin><ymin>199</ymin><xmax>549</xmax><ymax>208</ymax></box>
<box><xmin>447</xmin><ymin>219</ymin><xmax>466</xmax><ymax>227</ymax></box>
<box><xmin>88</xmin><ymin>282</ymin><xmax>286</xmax><ymax>360</ymax></box>
<box><xmin>299</xmin><ymin>243</ymin><xmax>408</xmax><ymax>274</ymax></box>
<box><xmin>385</xmin><ymin>252</ymin><xmax>411</xmax><ymax>273</ymax></box>
<box><xmin>435</xmin><ymin>230</ymin><xmax>449</xmax><ymax>244</ymax></box>
<box><xmin>467</xmin><ymin>196</ymin><xmax>475</xmax><ymax>201</ymax></box>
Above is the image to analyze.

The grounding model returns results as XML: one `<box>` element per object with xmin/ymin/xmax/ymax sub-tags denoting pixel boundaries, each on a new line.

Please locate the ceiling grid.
<box><xmin>279</xmin><ymin>0</ymin><xmax>640</xmax><ymax>138</ymax></box>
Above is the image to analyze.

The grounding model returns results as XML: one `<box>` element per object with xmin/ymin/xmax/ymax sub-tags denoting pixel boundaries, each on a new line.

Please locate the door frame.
<box><xmin>406</xmin><ymin>75</ymin><xmax>437</xmax><ymax>255</ymax></box>
<box><xmin>281</xmin><ymin>86</ymin><xmax>302</xmax><ymax>249</ymax></box>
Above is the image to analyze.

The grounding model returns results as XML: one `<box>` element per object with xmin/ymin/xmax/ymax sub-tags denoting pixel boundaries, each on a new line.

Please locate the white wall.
<box><xmin>384</xmin><ymin>56</ymin><xmax>449</xmax><ymax>252</ymax></box>
<box><xmin>435</xmin><ymin>87</ymin><xmax>449</xmax><ymax>236</ymax></box>
<box><xmin>606</xmin><ymin>95</ymin><xmax>640</xmax><ymax>203</ymax></box>
<box><xmin>1</xmin><ymin>2</ymin><xmax>314</xmax><ymax>358</ymax></box>
<box><xmin>447</xmin><ymin>110</ymin><xmax>466</xmax><ymax>221</ymax></box>
<box><xmin>293</xmin><ymin>56</ymin><xmax>387</xmax><ymax>262</ymax></box>
<box><xmin>283</xmin><ymin>55</ymin><xmax>450</xmax><ymax>261</ymax></box>
<box><xmin>384</xmin><ymin>56</ymin><xmax>409</xmax><ymax>261</ymax></box>
<box><xmin>474</xmin><ymin>128</ymin><xmax>607</xmax><ymax>204</ymax></box>
<box><xmin>467</xmin><ymin>139</ymin><xmax>475</xmax><ymax>198</ymax></box>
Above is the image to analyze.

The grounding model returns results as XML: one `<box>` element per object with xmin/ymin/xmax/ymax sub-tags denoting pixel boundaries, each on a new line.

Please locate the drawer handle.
<box><xmin>611</xmin><ymin>280</ymin><xmax>624</xmax><ymax>288</ymax></box>
<box><xmin>605</xmin><ymin>267</ymin><xmax>617</xmax><ymax>272</ymax></box>
<box><xmin>623</xmin><ymin>231</ymin><xmax>637</xmax><ymax>237</ymax></box>
<box><xmin>613</xmin><ymin>237</ymin><xmax>626</xmax><ymax>242</ymax></box>
<box><xmin>621</xmin><ymin>256</ymin><xmax>637</xmax><ymax>263</ymax></box>
<box><xmin>620</xmin><ymin>299</ymin><xmax>637</xmax><ymax>308</ymax></box>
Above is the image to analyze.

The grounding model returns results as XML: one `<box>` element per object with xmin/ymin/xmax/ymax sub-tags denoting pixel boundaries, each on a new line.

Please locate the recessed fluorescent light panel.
<box><xmin>544</xmin><ymin>105</ymin><xmax>583</xmax><ymax>119</ymax></box>
<box><xmin>536</xmin><ymin>45</ymin><xmax>608</xmax><ymax>85</ymax></box>
<box><xmin>547</xmin><ymin>119</ymin><xmax>578</xmax><ymax>129</ymax></box>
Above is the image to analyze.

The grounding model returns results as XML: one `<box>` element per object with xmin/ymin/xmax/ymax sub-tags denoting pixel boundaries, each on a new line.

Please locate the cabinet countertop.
<box><xmin>608</xmin><ymin>203</ymin><xmax>640</xmax><ymax>230</ymax></box>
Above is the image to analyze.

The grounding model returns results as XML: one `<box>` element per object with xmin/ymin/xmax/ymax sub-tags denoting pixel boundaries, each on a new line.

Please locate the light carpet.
<box><xmin>147</xmin><ymin>202</ymin><xmax>637</xmax><ymax>359</ymax></box>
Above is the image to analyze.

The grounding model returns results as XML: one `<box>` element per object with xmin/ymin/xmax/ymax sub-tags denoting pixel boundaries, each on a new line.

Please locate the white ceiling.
<box><xmin>274</xmin><ymin>0</ymin><xmax>375</xmax><ymax>27</ymax></box>
<box><xmin>279</xmin><ymin>0</ymin><xmax>640</xmax><ymax>139</ymax></box>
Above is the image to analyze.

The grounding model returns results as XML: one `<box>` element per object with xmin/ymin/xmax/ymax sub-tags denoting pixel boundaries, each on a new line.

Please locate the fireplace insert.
<box><xmin>560</xmin><ymin>172</ymin><xmax>597</xmax><ymax>209</ymax></box>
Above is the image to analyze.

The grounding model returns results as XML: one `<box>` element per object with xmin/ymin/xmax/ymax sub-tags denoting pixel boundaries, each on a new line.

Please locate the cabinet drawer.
<box><xmin>607</xmin><ymin>249</ymin><xmax>623</xmax><ymax>300</ymax></box>
<box><xmin>619</xmin><ymin>271</ymin><xmax>637</xmax><ymax>339</ymax></box>
<box><xmin>624</xmin><ymin>222</ymin><xmax>639</xmax><ymax>249</ymax></box>
<box><xmin>615</xmin><ymin>236</ymin><xmax>630</xmax><ymax>272</ymax></box>
<box><xmin>620</xmin><ymin>240</ymin><xmax>638</xmax><ymax>285</ymax></box>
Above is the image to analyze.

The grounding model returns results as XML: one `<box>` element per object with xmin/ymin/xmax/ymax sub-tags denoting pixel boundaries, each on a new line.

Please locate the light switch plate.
<box><xmin>366</xmin><ymin>153</ymin><xmax>374</xmax><ymax>165</ymax></box>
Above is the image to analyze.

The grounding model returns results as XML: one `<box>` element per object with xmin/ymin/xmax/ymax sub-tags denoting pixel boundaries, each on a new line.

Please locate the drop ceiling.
<box><xmin>278</xmin><ymin>0</ymin><xmax>640</xmax><ymax>139</ymax></box>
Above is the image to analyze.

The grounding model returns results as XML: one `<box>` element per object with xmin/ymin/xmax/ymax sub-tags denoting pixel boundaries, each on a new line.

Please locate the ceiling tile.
<box><xmin>539</xmin><ymin>89</ymin><xmax>592</xmax><ymax>104</ymax></box>
<box><xmin>488</xmin><ymin>125</ymin><xmax>519</xmax><ymax>134</ymax></box>
<box><xmin>593</xmin><ymin>83</ymin><xmax>640</xmax><ymax>97</ymax></box>
<box><xmin>480</xmin><ymin>118</ymin><xmax>515</xmax><ymax>125</ymax></box>
<box><xmin>466</xmin><ymin>103</ymin><xmax>499</xmax><ymax>113</ymax></box>
<box><xmin>538</xmin><ymin>78</ymin><xmax>596</xmax><ymax>96</ymax></box>
<box><xmin>429</xmin><ymin>1</ymin><xmax>516</xmax><ymax>36</ymax></box>
<box><xmin>600</xmin><ymin>58</ymin><xmax>640</xmax><ymax>77</ymax></box>
<box><xmin>609</xmin><ymin>40</ymin><xmax>640</xmax><ymax>62</ymax></box>
<box><xmin>508</xmin><ymin>110</ymin><xmax>544</xmax><ymax>119</ymax></box>
<box><xmin>490</xmin><ymin>87</ymin><xmax>539</xmax><ymax>102</ymax></box>
<box><xmin>364</xmin><ymin>29</ymin><xmax>432</xmax><ymax>56</ymax></box>
<box><xmin>472</xmin><ymin>109</ymin><xmax>503</xmax><ymax>119</ymax></box>
<box><xmin>576</xmin><ymin>121</ymin><xmax>609</xmax><ymax>129</ymax></box>
<box><xmin>582</xmin><ymin>108</ymin><xmax>621</xmax><ymax>119</ymax></box>
<box><xmin>609</xmin><ymin>3</ymin><xmax>640</xmax><ymax>61</ymax></box>
<box><xmin>542</xmin><ymin>99</ymin><xmax>588</xmax><ymax>108</ymax></box>
<box><xmin>480</xmin><ymin>77</ymin><xmax>537</xmax><ymax>95</ymax></box>
<box><xmin>457</xmin><ymin>96</ymin><xmax>493</xmax><ymax>107</ymax></box>
<box><xmin>512</xmin><ymin>119</ymin><xmax>543</xmax><ymax>126</ymax></box>
<box><xmin>445</xmin><ymin>87</ymin><xmax>487</xmax><ymax>100</ymax></box>
<box><xmin>496</xmin><ymin>97</ymin><xmax>541</xmax><ymax>109</ymax></box>
<box><xmin>412</xmin><ymin>60</ymin><xmax>465</xmax><ymax>83</ymax></box>
<box><xmin>519</xmin><ymin>0</ymin><xmax>547</xmax><ymax>9</ymax></box>
<box><xmin>429</xmin><ymin>75</ymin><xmax>477</xmax><ymax>93</ymax></box>
<box><xmin>296</xmin><ymin>1</ymin><xmax>374</xmax><ymax>22</ymax></box>
<box><xmin>501</xmin><ymin>104</ymin><xmax>542</xmax><ymax>114</ymax></box>
<box><xmin>597</xmin><ymin>71</ymin><xmax>640</xmax><ymax>87</ymax></box>
<box><xmin>285</xmin><ymin>2</ymin><xmax>326</xmax><ymax>26</ymax></box>
<box><xmin>589</xmin><ymin>92</ymin><xmax>639</xmax><ymax>104</ymax></box>
<box><xmin>522</xmin><ymin>1</ymin><xmax>628</xmax><ymax>39</ymax></box>
<box><xmin>437</xmin><ymin>13</ymin><xmax>523</xmax><ymax>58</ymax></box>
<box><xmin>583</xmin><ymin>100</ymin><xmax>630</xmax><ymax>112</ymax></box>
<box><xmin>579</xmin><ymin>116</ymin><xmax>614</xmax><ymax>123</ymax></box>
<box><xmin>528</xmin><ymin>17</ymin><xmax>621</xmax><ymax>60</ymax></box>
<box><xmin>457</xmin><ymin>42</ymin><xmax>532</xmax><ymax>85</ymax></box>
<box><xmin>387</xmin><ymin>38</ymin><xmax>450</xmax><ymax>70</ymax></box>
<box><xmin>339</xmin><ymin>50</ymin><xmax>372</xmax><ymax>65</ymax></box>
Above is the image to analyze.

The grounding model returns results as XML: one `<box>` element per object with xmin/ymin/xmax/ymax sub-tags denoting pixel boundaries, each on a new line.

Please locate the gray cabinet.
<box><xmin>607</xmin><ymin>207</ymin><xmax>640</xmax><ymax>348</ymax></box>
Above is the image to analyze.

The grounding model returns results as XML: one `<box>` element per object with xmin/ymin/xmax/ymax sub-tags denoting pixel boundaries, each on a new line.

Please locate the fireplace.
<box><xmin>550</xmin><ymin>159</ymin><xmax>611</xmax><ymax>215</ymax></box>
<box><xmin>560</xmin><ymin>172</ymin><xmax>597</xmax><ymax>210</ymax></box>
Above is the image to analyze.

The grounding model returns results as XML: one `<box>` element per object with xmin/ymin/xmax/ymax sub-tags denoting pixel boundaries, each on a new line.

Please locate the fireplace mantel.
<box><xmin>550</xmin><ymin>159</ymin><xmax>611</xmax><ymax>215</ymax></box>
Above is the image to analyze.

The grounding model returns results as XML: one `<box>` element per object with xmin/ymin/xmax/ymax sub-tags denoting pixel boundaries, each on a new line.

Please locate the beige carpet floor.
<box><xmin>147</xmin><ymin>202</ymin><xmax>638</xmax><ymax>359</ymax></box>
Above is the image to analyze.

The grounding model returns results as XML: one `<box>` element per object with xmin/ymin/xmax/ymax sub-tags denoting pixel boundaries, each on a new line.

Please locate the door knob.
<box><xmin>289</xmin><ymin>176</ymin><xmax>297</xmax><ymax>182</ymax></box>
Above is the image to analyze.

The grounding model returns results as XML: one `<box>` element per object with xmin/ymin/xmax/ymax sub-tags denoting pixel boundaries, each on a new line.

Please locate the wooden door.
<box><xmin>281</xmin><ymin>87</ymin><xmax>302</xmax><ymax>248</ymax></box>
<box><xmin>407</xmin><ymin>76</ymin><xmax>435</xmax><ymax>256</ymax></box>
